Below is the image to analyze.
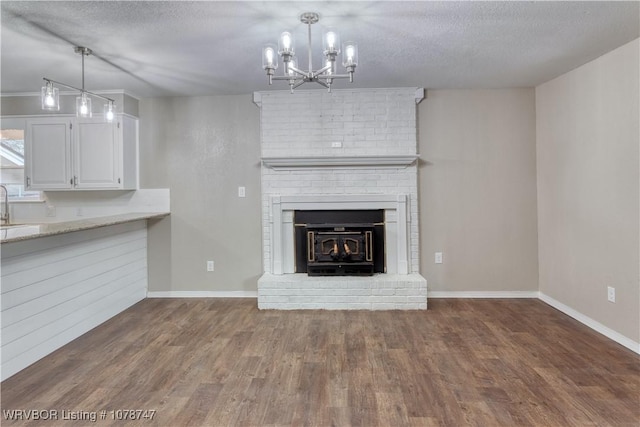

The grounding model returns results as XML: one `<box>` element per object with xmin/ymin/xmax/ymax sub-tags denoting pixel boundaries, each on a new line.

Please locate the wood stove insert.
<box><xmin>294</xmin><ymin>210</ymin><xmax>385</xmax><ymax>276</ymax></box>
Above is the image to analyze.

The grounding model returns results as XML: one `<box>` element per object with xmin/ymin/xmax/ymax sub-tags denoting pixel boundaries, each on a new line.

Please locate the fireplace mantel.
<box><xmin>262</xmin><ymin>155</ymin><xmax>419</xmax><ymax>170</ymax></box>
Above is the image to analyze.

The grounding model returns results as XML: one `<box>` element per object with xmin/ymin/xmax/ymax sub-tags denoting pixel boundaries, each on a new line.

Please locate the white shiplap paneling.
<box><xmin>1</xmin><ymin>220</ymin><xmax>148</xmax><ymax>381</ymax></box>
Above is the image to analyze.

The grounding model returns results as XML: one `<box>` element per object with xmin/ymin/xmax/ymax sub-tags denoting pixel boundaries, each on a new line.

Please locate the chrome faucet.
<box><xmin>0</xmin><ymin>184</ymin><xmax>9</xmax><ymax>225</ymax></box>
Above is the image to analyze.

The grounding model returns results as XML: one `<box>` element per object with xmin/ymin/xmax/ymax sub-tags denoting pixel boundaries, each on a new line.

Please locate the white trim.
<box><xmin>261</xmin><ymin>155</ymin><xmax>418</xmax><ymax>170</ymax></box>
<box><xmin>147</xmin><ymin>291</ymin><xmax>258</xmax><ymax>298</ymax></box>
<box><xmin>268</xmin><ymin>194</ymin><xmax>410</xmax><ymax>275</ymax></box>
<box><xmin>428</xmin><ymin>291</ymin><xmax>539</xmax><ymax>298</ymax></box>
<box><xmin>539</xmin><ymin>293</ymin><xmax>640</xmax><ymax>355</ymax></box>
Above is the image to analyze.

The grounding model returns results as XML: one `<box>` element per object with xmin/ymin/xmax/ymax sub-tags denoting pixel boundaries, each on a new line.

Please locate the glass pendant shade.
<box><xmin>278</xmin><ymin>32</ymin><xmax>295</xmax><ymax>55</ymax></box>
<box><xmin>104</xmin><ymin>101</ymin><xmax>115</xmax><ymax>122</ymax></box>
<box><xmin>262</xmin><ymin>45</ymin><xmax>278</xmax><ymax>70</ymax></box>
<box><xmin>323</xmin><ymin>30</ymin><xmax>340</xmax><ymax>55</ymax></box>
<box><xmin>342</xmin><ymin>42</ymin><xmax>358</xmax><ymax>67</ymax></box>
<box><xmin>287</xmin><ymin>59</ymin><xmax>297</xmax><ymax>77</ymax></box>
<box><xmin>76</xmin><ymin>93</ymin><xmax>92</xmax><ymax>118</ymax></box>
<box><xmin>41</xmin><ymin>83</ymin><xmax>60</xmax><ymax>111</ymax></box>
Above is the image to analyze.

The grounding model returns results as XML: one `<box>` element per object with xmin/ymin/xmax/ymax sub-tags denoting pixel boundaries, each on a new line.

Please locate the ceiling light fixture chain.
<box><xmin>262</xmin><ymin>11</ymin><xmax>358</xmax><ymax>93</ymax></box>
<box><xmin>41</xmin><ymin>46</ymin><xmax>116</xmax><ymax>122</ymax></box>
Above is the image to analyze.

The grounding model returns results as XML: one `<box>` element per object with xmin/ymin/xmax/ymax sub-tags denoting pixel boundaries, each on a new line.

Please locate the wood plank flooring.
<box><xmin>2</xmin><ymin>298</ymin><xmax>638</xmax><ymax>426</ymax></box>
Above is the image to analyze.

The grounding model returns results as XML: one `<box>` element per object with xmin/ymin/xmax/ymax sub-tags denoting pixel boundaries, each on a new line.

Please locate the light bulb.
<box><xmin>282</xmin><ymin>34</ymin><xmax>291</xmax><ymax>49</ymax></box>
<box><xmin>76</xmin><ymin>93</ymin><xmax>92</xmax><ymax>118</ymax></box>
<box><xmin>105</xmin><ymin>103</ymin><xmax>115</xmax><ymax>121</ymax></box>
<box><xmin>278</xmin><ymin>32</ymin><xmax>294</xmax><ymax>55</ymax></box>
<box><xmin>346</xmin><ymin>46</ymin><xmax>354</xmax><ymax>61</ymax></box>
<box><xmin>262</xmin><ymin>45</ymin><xmax>278</xmax><ymax>70</ymax></box>
<box><xmin>267</xmin><ymin>49</ymin><xmax>274</xmax><ymax>64</ymax></box>
<box><xmin>41</xmin><ymin>83</ymin><xmax>59</xmax><ymax>111</ymax></box>
<box><xmin>326</xmin><ymin>32</ymin><xmax>336</xmax><ymax>49</ymax></box>
<box><xmin>323</xmin><ymin>30</ymin><xmax>340</xmax><ymax>55</ymax></box>
<box><xmin>342</xmin><ymin>42</ymin><xmax>358</xmax><ymax>67</ymax></box>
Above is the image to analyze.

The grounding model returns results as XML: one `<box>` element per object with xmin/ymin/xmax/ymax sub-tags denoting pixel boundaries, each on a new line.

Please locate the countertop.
<box><xmin>0</xmin><ymin>212</ymin><xmax>170</xmax><ymax>244</ymax></box>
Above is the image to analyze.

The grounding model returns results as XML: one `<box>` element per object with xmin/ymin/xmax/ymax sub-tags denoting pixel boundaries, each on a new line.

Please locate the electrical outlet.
<box><xmin>607</xmin><ymin>286</ymin><xmax>615</xmax><ymax>303</ymax></box>
<box><xmin>435</xmin><ymin>252</ymin><xmax>443</xmax><ymax>264</ymax></box>
<box><xmin>331</xmin><ymin>141</ymin><xmax>343</xmax><ymax>148</ymax></box>
<box><xmin>45</xmin><ymin>205</ymin><xmax>56</xmax><ymax>217</ymax></box>
<box><xmin>207</xmin><ymin>261</ymin><xmax>214</xmax><ymax>272</ymax></box>
<box><xmin>76</xmin><ymin>207</ymin><xmax>83</xmax><ymax>217</ymax></box>
<box><xmin>238</xmin><ymin>186</ymin><xmax>246</xmax><ymax>198</ymax></box>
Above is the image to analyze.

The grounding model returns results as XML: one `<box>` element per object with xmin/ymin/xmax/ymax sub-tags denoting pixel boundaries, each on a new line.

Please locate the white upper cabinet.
<box><xmin>24</xmin><ymin>115</ymin><xmax>138</xmax><ymax>191</ymax></box>
<box><xmin>74</xmin><ymin>118</ymin><xmax>119</xmax><ymax>188</ymax></box>
<box><xmin>25</xmin><ymin>117</ymin><xmax>73</xmax><ymax>190</ymax></box>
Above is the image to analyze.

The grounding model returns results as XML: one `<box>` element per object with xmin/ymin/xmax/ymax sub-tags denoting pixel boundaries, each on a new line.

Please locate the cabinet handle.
<box><xmin>26</xmin><ymin>176</ymin><xmax>31</xmax><ymax>187</ymax></box>
<box><xmin>118</xmin><ymin>178</ymin><xmax>121</xmax><ymax>184</ymax></box>
<box><xmin>73</xmin><ymin>176</ymin><xmax>78</xmax><ymax>186</ymax></box>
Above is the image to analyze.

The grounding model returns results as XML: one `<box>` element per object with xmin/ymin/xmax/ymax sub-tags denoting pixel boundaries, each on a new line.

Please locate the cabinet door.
<box><xmin>25</xmin><ymin>117</ymin><xmax>72</xmax><ymax>190</ymax></box>
<box><xmin>74</xmin><ymin>118</ymin><xmax>120</xmax><ymax>189</ymax></box>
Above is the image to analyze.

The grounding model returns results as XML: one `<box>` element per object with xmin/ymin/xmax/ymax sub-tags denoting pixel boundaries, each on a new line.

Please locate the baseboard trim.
<box><xmin>147</xmin><ymin>291</ymin><xmax>258</xmax><ymax>298</ymax></box>
<box><xmin>427</xmin><ymin>291</ymin><xmax>540</xmax><ymax>298</ymax></box>
<box><xmin>539</xmin><ymin>292</ymin><xmax>640</xmax><ymax>355</ymax></box>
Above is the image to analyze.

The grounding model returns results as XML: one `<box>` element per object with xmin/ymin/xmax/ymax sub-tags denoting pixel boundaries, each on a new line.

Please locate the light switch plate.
<box><xmin>435</xmin><ymin>252</ymin><xmax>443</xmax><ymax>264</ymax></box>
<box><xmin>238</xmin><ymin>186</ymin><xmax>246</xmax><ymax>198</ymax></box>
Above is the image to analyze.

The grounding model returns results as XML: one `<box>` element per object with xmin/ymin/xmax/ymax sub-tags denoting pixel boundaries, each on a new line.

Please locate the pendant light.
<box><xmin>41</xmin><ymin>46</ymin><xmax>116</xmax><ymax>122</ymax></box>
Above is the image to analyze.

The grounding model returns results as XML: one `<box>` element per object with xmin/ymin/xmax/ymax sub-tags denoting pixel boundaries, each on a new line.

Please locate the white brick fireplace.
<box><xmin>254</xmin><ymin>87</ymin><xmax>427</xmax><ymax>310</ymax></box>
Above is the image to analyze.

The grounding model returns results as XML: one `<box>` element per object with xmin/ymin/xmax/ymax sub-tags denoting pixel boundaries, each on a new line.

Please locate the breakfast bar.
<box><xmin>1</xmin><ymin>212</ymin><xmax>169</xmax><ymax>380</ymax></box>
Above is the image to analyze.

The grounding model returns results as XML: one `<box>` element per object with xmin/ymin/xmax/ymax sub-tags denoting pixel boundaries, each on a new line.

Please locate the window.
<box><xmin>0</xmin><ymin>129</ymin><xmax>41</xmax><ymax>200</ymax></box>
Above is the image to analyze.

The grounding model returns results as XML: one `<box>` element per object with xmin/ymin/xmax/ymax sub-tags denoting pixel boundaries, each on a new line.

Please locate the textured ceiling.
<box><xmin>1</xmin><ymin>1</ymin><xmax>638</xmax><ymax>97</ymax></box>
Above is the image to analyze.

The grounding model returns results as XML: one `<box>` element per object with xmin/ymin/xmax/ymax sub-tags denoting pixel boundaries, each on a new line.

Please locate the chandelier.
<box><xmin>262</xmin><ymin>12</ymin><xmax>358</xmax><ymax>93</ymax></box>
<box><xmin>41</xmin><ymin>46</ymin><xmax>116</xmax><ymax>122</ymax></box>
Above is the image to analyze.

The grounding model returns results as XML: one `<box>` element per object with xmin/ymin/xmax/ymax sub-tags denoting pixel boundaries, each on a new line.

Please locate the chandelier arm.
<box><xmin>312</xmin><ymin>64</ymin><xmax>333</xmax><ymax>78</ymax></box>
<box><xmin>287</xmin><ymin>65</ymin><xmax>308</xmax><ymax>77</ymax></box>
<box><xmin>314</xmin><ymin>79</ymin><xmax>330</xmax><ymax>89</ymax></box>
<box><xmin>42</xmin><ymin>78</ymin><xmax>115</xmax><ymax>103</ymax></box>
<box><xmin>292</xmin><ymin>80</ymin><xmax>307</xmax><ymax>90</ymax></box>
<box><xmin>321</xmin><ymin>74</ymin><xmax>350</xmax><ymax>79</ymax></box>
<box><xmin>273</xmin><ymin>76</ymin><xmax>302</xmax><ymax>81</ymax></box>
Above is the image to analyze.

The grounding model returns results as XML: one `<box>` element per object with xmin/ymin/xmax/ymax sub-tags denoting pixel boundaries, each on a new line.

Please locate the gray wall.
<box><xmin>139</xmin><ymin>95</ymin><xmax>262</xmax><ymax>293</ymax></box>
<box><xmin>418</xmin><ymin>89</ymin><xmax>539</xmax><ymax>293</ymax></box>
<box><xmin>140</xmin><ymin>89</ymin><xmax>539</xmax><ymax>295</ymax></box>
<box><xmin>536</xmin><ymin>39</ymin><xmax>639</xmax><ymax>342</ymax></box>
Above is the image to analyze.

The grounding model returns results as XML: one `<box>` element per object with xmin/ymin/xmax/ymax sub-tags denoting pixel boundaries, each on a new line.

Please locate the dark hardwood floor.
<box><xmin>2</xmin><ymin>298</ymin><xmax>639</xmax><ymax>426</ymax></box>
